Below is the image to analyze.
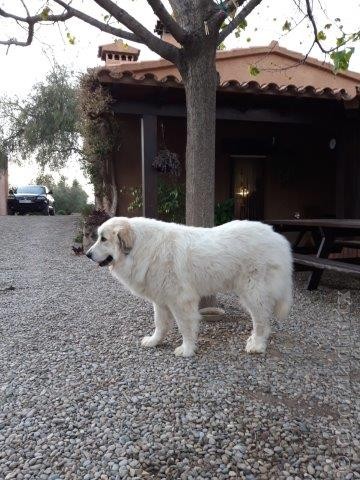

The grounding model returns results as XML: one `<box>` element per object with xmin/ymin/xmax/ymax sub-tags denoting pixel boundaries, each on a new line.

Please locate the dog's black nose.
<box><xmin>86</xmin><ymin>251</ymin><xmax>92</xmax><ymax>259</ymax></box>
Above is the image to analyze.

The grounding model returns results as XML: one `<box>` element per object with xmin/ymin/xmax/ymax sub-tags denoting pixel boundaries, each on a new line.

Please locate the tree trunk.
<box><xmin>180</xmin><ymin>46</ymin><xmax>218</xmax><ymax>227</ymax></box>
<box><xmin>180</xmin><ymin>44</ymin><xmax>218</xmax><ymax>308</ymax></box>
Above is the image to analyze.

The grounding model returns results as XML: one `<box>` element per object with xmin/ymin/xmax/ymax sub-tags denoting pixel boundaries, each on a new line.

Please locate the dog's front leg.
<box><xmin>170</xmin><ymin>301</ymin><xmax>201</xmax><ymax>357</ymax></box>
<box><xmin>141</xmin><ymin>304</ymin><xmax>173</xmax><ymax>348</ymax></box>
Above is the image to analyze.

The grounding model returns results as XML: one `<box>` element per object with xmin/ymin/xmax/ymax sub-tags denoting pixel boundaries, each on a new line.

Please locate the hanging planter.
<box><xmin>152</xmin><ymin>123</ymin><xmax>182</xmax><ymax>177</ymax></box>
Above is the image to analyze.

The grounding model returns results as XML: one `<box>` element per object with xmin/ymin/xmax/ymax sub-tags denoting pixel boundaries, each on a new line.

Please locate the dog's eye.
<box><xmin>101</xmin><ymin>236</ymin><xmax>107</xmax><ymax>242</ymax></box>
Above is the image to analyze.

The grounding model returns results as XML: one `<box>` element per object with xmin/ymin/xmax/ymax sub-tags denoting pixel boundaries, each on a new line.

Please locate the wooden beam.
<box><xmin>113</xmin><ymin>102</ymin><xmax>321</xmax><ymax>125</ymax></box>
<box><xmin>141</xmin><ymin>115</ymin><xmax>158</xmax><ymax>218</ymax></box>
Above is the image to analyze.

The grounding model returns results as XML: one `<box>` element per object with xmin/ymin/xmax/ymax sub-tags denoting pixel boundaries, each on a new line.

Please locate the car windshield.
<box><xmin>16</xmin><ymin>186</ymin><xmax>46</xmax><ymax>195</ymax></box>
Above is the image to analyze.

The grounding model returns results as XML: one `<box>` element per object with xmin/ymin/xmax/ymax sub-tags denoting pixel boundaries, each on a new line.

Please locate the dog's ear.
<box><xmin>117</xmin><ymin>221</ymin><xmax>134</xmax><ymax>255</ymax></box>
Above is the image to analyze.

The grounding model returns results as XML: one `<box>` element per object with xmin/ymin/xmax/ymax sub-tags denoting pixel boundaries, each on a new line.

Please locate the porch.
<box><xmin>96</xmin><ymin>70</ymin><xmax>360</xmax><ymax>221</ymax></box>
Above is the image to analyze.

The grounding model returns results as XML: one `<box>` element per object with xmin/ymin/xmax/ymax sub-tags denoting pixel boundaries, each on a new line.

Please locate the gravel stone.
<box><xmin>0</xmin><ymin>215</ymin><xmax>359</xmax><ymax>479</ymax></box>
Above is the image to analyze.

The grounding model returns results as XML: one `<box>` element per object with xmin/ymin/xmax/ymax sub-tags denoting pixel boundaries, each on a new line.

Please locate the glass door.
<box><xmin>232</xmin><ymin>156</ymin><xmax>265</xmax><ymax>220</ymax></box>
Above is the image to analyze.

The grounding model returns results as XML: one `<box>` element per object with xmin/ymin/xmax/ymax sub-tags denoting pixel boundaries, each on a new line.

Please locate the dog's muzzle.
<box><xmin>98</xmin><ymin>255</ymin><xmax>113</xmax><ymax>267</ymax></box>
<box><xmin>86</xmin><ymin>251</ymin><xmax>113</xmax><ymax>267</ymax></box>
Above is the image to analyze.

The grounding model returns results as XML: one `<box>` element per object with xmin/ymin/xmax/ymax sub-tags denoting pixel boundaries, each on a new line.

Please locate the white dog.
<box><xmin>86</xmin><ymin>217</ymin><xmax>292</xmax><ymax>357</ymax></box>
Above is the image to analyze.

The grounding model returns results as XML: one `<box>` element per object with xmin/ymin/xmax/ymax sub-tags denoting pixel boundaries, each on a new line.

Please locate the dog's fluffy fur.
<box><xmin>86</xmin><ymin>217</ymin><xmax>292</xmax><ymax>357</ymax></box>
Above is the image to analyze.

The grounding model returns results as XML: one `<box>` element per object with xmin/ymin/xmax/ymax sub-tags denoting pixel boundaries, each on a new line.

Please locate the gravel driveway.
<box><xmin>0</xmin><ymin>215</ymin><xmax>359</xmax><ymax>480</ymax></box>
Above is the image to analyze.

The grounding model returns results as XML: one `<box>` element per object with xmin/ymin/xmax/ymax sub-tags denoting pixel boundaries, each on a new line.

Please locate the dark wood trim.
<box><xmin>113</xmin><ymin>102</ymin><xmax>320</xmax><ymax>125</ymax></box>
<box><xmin>294</xmin><ymin>253</ymin><xmax>360</xmax><ymax>275</ymax></box>
<box><xmin>141</xmin><ymin>115</ymin><xmax>158</xmax><ymax>218</ymax></box>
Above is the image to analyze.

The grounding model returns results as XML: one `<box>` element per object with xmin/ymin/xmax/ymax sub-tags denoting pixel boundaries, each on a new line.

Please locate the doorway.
<box><xmin>232</xmin><ymin>155</ymin><xmax>266</xmax><ymax>220</ymax></box>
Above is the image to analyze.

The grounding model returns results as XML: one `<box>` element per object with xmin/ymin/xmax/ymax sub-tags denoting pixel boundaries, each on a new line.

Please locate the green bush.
<box><xmin>34</xmin><ymin>173</ymin><xmax>88</xmax><ymax>214</ymax></box>
<box><xmin>127</xmin><ymin>180</ymin><xmax>185</xmax><ymax>223</ymax></box>
<box><xmin>214</xmin><ymin>198</ymin><xmax>235</xmax><ymax>226</ymax></box>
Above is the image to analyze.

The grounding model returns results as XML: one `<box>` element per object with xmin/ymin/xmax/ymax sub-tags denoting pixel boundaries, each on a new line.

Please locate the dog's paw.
<box><xmin>141</xmin><ymin>335</ymin><xmax>160</xmax><ymax>347</ymax></box>
<box><xmin>174</xmin><ymin>344</ymin><xmax>195</xmax><ymax>357</ymax></box>
<box><xmin>245</xmin><ymin>334</ymin><xmax>267</xmax><ymax>354</ymax></box>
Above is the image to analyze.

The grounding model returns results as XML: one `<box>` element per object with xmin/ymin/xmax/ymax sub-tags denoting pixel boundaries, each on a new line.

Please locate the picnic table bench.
<box><xmin>268</xmin><ymin>219</ymin><xmax>360</xmax><ymax>290</ymax></box>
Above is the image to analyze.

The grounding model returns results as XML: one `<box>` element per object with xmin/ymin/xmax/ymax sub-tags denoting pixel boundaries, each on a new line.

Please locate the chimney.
<box><xmin>98</xmin><ymin>40</ymin><xmax>140</xmax><ymax>66</ymax></box>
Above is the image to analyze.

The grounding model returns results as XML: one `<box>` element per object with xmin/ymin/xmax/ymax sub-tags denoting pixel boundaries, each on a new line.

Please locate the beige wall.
<box><xmin>114</xmin><ymin>116</ymin><xmax>187</xmax><ymax>216</ymax></box>
<box><xmin>113</xmin><ymin>115</ymin><xmax>142</xmax><ymax>216</ymax></box>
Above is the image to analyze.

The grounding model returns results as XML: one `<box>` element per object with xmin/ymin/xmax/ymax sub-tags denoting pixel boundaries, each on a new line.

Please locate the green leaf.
<box><xmin>234</xmin><ymin>19</ymin><xmax>247</xmax><ymax>38</ymax></box>
<box><xmin>336</xmin><ymin>36</ymin><xmax>346</xmax><ymax>47</ymax></box>
<box><xmin>66</xmin><ymin>32</ymin><xmax>76</xmax><ymax>45</ymax></box>
<box><xmin>40</xmin><ymin>6</ymin><xmax>50</xmax><ymax>21</ymax></box>
<box><xmin>282</xmin><ymin>20</ymin><xmax>291</xmax><ymax>31</ymax></box>
<box><xmin>317</xmin><ymin>31</ymin><xmax>327</xmax><ymax>41</ymax></box>
<box><xmin>249</xmin><ymin>65</ymin><xmax>260</xmax><ymax>76</ymax></box>
<box><xmin>220</xmin><ymin>21</ymin><xmax>229</xmax><ymax>31</ymax></box>
<box><xmin>238</xmin><ymin>19</ymin><xmax>247</xmax><ymax>30</ymax></box>
<box><xmin>330</xmin><ymin>48</ymin><xmax>354</xmax><ymax>72</ymax></box>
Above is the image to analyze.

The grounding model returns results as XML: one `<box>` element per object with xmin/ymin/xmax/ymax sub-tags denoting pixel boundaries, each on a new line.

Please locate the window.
<box><xmin>17</xmin><ymin>186</ymin><xmax>46</xmax><ymax>194</ymax></box>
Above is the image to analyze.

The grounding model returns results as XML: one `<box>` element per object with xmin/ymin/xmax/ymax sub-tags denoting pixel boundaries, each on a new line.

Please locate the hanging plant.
<box><xmin>152</xmin><ymin>123</ymin><xmax>182</xmax><ymax>177</ymax></box>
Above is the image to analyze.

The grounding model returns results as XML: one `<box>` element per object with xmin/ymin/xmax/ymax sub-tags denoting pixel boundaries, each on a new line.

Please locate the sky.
<box><xmin>1</xmin><ymin>0</ymin><xmax>360</xmax><ymax>201</ymax></box>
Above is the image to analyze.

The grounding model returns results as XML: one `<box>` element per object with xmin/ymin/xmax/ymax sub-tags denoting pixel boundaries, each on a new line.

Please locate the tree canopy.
<box><xmin>0</xmin><ymin>64</ymin><xmax>78</xmax><ymax>169</ymax></box>
<box><xmin>0</xmin><ymin>1</ymin><xmax>358</xmax><ymax>73</ymax></box>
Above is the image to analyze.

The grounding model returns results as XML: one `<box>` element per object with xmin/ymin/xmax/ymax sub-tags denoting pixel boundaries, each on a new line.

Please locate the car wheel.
<box><xmin>43</xmin><ymin>206</ymin><xmax>50</xmax><ymax>216</ymax></box>
<box><xmin>49</xmin><ymin>207</ymin><xmax>55</xmax><ymax>216</ymax></box>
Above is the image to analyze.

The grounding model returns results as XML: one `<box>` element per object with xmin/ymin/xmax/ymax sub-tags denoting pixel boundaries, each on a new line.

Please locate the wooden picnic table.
<box><xmin>267</xmin><ymin>219</ymin><xmax>360</xmax><ymax>290</ymax></box>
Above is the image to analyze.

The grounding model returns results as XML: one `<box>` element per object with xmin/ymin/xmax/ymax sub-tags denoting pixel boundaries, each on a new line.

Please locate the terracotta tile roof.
<box><xmin>96</xmin><ymin>69</ymin><xmax>354</xmax><ymax>101</ymax></box>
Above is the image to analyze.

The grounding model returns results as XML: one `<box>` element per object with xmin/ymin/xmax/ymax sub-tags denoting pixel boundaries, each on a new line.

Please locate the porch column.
<box><xmin>141</xmin><ymin>115</ymin><xmax>158</xmax><ymax>218</ymax></box>
<box><xmin>335</xmin><ymin>131</ymin><xmax>345</xmax><ymax>218</ymax></box>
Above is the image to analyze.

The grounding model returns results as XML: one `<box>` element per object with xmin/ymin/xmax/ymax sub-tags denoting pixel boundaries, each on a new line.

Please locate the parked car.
<box><xmin>8</xmin><ymin>185</ymin><xmax>55</xmax><ymax>215</ymax></box>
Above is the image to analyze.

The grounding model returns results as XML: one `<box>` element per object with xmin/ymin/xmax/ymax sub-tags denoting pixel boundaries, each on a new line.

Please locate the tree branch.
<box><xmin>93</xmin><ymin>0</ymin><xmax>179</xmax><ymax>63</ymax></box>
<box><xmin>0</xmin><ymin>6</ymin><xmax>72</xmax><ymax>47</ymax></box>
<box><xmin>145</xmin><ymin>0</ymin><xmax>187</xmax><ymax>43</ymax></box>
<box><xmin>304</xmin><ymin>0</ymin><xmax>333</xmax><ymax>54</ymax></box>
<box><xmin>211</xmin><ymin>0</ymin><xmax>246</xmax><ymax>30</ymax></box>
<box><xmin>53</xmin><ymin>0</ymin><xmax>142</xmax><ymax>43</ymax></box>
<box><xmin>217</xmin><ymin>0</ymin><xmax>263</xmax><ymax>44</ymax></box>
<box><xmin>1</xmin><ymin>0</ymin><xmax>180</xmax><ymax>63</ymax></box>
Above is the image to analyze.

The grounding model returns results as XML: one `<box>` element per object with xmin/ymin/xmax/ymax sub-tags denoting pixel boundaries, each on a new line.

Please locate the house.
<box><xmin>93</xmin><ymin>34</ymin><xmax>360</xmax><ymax>221</ymax></box>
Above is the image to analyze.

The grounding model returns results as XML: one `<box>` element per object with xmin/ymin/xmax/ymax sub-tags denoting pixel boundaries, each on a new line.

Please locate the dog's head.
<box><xmin>86</xmin><ymin>217</ymin><xmax>135</xmax><ymax>267</ymax></box>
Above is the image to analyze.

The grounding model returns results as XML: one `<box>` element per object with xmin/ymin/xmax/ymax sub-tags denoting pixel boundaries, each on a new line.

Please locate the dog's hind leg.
<box><xmin>141</xmin><ymin>304</ymin><xmax>173</xmax><ymax>348</ymax></box>
<box><xmin>241</xmin><ymin>291</ymin><xmax>272</xmax><ymax>354</ymax></box>
<box><xmin>170</xmin><ymin>300</ymin><xmax>201</xmax><ymax>357</ymax></box>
